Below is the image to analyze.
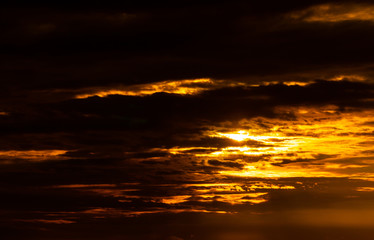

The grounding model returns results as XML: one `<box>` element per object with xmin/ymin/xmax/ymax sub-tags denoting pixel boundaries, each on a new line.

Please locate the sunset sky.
<box><xmin>2</xmin><ymin>1</ymin><xmax>374</xmax><ymax>239</ymax></box>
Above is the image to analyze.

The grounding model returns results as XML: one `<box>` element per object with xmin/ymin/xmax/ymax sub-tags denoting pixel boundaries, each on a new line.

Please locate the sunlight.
<box><xmin>211</xmin><ymin>130</ymin><xmax>290</xmax><ymax>142</ymax></box>
<box><xmin>194</xmin><ymin>108</ymin><xmax>374</xmax><ymax>180</ymax></box>
<box><xmin>218</xmin><ymin>130</ymin><xmax>251</xmax><ymax>141</ymax></box>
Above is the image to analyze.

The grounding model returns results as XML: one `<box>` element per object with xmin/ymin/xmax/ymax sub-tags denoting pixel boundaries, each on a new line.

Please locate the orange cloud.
<box><xmin>0</xmin><ymin>150</ymin><xmax>68</xmax><ymax>163</ymax></box>
<box><xmin>289</xmin><ymin>4</ymin><xmax>374</xmax><ymax>23</ymax></box>
<box><xmin>165</xmin><ymin>106</ymin><xmax>374</xmax><ymax>180</ymax></box>
<box><xmin>16</xmin><ymin>219</ymin><xmax>75</xmax><ymax>224</ymax></box>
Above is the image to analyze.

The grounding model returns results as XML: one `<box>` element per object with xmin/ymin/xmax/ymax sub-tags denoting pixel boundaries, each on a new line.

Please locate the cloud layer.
<box><xmin>2</xmin><ymin>1</ymin><xmax>374</xmax><ymax>239</ymax></box>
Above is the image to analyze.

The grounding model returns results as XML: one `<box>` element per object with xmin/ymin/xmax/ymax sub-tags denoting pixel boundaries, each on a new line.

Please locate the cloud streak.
<box><xmin>289</xmin><ymin>3</ymin><xmax>374</xmax><ymax>23</ymax></box>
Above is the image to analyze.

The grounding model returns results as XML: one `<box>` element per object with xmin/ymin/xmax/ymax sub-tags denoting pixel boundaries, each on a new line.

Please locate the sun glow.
<box><xmin>218</xmin><ymin>130</ymin><xmax>251</xmax><ymax>142</ymax></box>
<box><xmin>197</xmin><ymin>129</ymin><xmax>301</xmax><ymax>157</ymax></box>
<box><xmin>203</xmin><ymin>144</ymin><xmax>298</xmax><ymax>156</ymax></box>
<box><xmin>167</xmin><ymin>107</ymin><xmax>374</xmax><ymax>180</ymax></box>
<box><xmin>212</xmin><ymin>130</ymin><xmax>288</xmax><ymax>142</ymax></box>
<box><xmin>219</xmin><ymin>166</ymin><xmax>345</xmax><ymax>179</ymax></box>
<box><xmin>207</xmin><ymin>130</ymin><xmax>290</xmax><ymax>143</ymax></box>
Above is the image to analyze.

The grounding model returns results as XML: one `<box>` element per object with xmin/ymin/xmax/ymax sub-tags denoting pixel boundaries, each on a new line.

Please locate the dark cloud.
<box><xmin>207</xmin><ymin>159</ymin><xmax>245</xmax><ymax>169</ymax></box>
<box><xmin>1</xmin><ymin>80</ymin><xmax>373</xmax><ymax>140</ymax></box>
<box><xmin>272</xmin><ymin>153</ymin><xmax>338</xmax><ymax>166</ymax></box>
<box><xmin>2</xmin><ymin>0</ymin><xmax>374</xmax><ymax>97</ymax></box>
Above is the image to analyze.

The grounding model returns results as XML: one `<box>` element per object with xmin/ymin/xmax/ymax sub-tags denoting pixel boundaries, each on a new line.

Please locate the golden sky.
<box><xmin>2</xmin><ymin>1</ymin><xmax>374</xmax><ymax>240</ymax></box>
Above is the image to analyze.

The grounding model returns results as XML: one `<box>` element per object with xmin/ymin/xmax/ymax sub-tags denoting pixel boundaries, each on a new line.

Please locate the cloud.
<box><xmin>207</xmin><ymin>160</ymin><xmax>245</xmax><ymax>169</ymax></box>
<box><xmin>2</xmin><ymin>1</ymin><xmax>374</xmax><ymax>239</ymax></box>
<box><xmin>15</xmin><ymin>219</ymin><xmax>75</xmax><ymax>224</ymax></box>
<box><xmin>0</xmin><ymin>150</ymin><xmax>68</xmax><ymax>164</ymax></box>
<box><xmin>289</xmin><ymin>3</ymin><xmax>374</xmax><ymax>23</ymax></box>
<box><xmin>168</xmin><ymin>236</ymin><xmax>184</xmax><ymax>240</ymax></box>
<box><xmin>75</xmin><ymin>79</ymin><xmax>215</xmax><ymax>98</ymax></box>
<box><xmin>2</xmin><ymin>1</ymin><xmax>374</xmax><ymax>101</ymax></box>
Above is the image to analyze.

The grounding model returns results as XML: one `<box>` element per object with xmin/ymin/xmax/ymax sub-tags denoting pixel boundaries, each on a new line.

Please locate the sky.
<box><xmin>2</xmin><ymin>1</ymin><xmax>374</xmax><ymax>239</ymax></box>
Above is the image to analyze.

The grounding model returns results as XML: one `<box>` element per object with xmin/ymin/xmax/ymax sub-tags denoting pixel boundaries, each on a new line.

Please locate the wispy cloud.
<box><xmin>289</xmin><ymin>4</ymin><xmax>374</xmax><ymax>23</ymax></box>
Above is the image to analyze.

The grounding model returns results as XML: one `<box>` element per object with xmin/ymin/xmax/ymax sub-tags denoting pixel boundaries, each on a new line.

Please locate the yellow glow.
<box><xmin>324</xmin><ymin>163</ymin><xmax>364</xmax><ymax>169</ymax></box>
<box><xmin>204</xmin><ymin>144</ymin><xmax>295</xmax><ymax>156</ymax></box>
<box><xmin>290</xmin><ymin>4</ymin><xmax>374</xmax><ymax>23</ymax></box>
<box><xmin>219</xmin><ymin>167</ymin><xmax>344</xmax><ymax>179</ymax></box>
<box><xmin>195</xmin><ymin>130</ymin><xmax>299</xmax><ymax>157</ymax></box>
<box><xmin>209</xmin><ymin>130</ymin><xmax>292</xmax><ymax>142</ymax></box>
<box><xmin>218</xmin><ymin>130</ymin><xmax>251</xmax><ymax>142</ymax></box>
<box><xmin>179</xmin><ymin>107</ymin><xmax>374</xmax><ymax>180</ymax></box>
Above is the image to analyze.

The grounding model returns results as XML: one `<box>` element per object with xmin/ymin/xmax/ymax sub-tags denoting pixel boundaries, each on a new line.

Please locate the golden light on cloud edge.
<box><xmin>75</xmin><ymin>78</ymin><xmax>214</xmax><ymax>98</ymax></box>
<box><xmin>16</xmin><ymin>219</ymin><xmax>76</xmax><ymax>224</ymax></box>
<box><xmin>74</xmin><ymin>75</ymin><xmax>370</xmax><ymax>100</ymax></box>
<box><xmin>290</xmin><ymin>3</ymin><xmax>374</xmax><ymax>23</ymax></box>
<box><xmin>329</xmin><ymin>74</ymin><xmax>367</xmax><ymax>82</ymax></box>
<box><xmin>25</xmin><ymin>171</ymin><xmax>374</xmax><ymax>220</ymax></box>
<box><xmin>43</xmin><ymin>182</ymin><xmax>298</xmax><ymax>216</ymax></box>
<box><xmin>75</xmin><ymin>78</ymin><xmax>339</xmax><ymax>99</ymax></box>
<box><xmin>0</xmin><ymin>150</ymin><xmax>68</xmax><ymax>162</ymax></box>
